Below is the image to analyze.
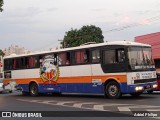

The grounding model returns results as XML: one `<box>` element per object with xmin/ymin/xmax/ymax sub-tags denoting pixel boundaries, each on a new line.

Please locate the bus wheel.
<box><xmin>29</xmin><ymin>83</ymin><xmax>39</xmax><ymax>97</ymax></box>
<box><xmin>147</xmin><ymin>90</ymin><xmax>153</xmax><ymax>94</ymax></box>
<box><xmin>130</xmin><ymin>92</ymin><xmax>142</xmax><ymax>97</ymax></box>
<box><xmin>105</xmin><ymin>81</ymin><xmax>121</xmax><ymax>99</ymax></box>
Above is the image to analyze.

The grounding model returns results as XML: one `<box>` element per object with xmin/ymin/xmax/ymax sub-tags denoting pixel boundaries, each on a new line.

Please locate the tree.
<box><xmin>62</xmin><ymin>25</ymin><xmax>104</xmax><ymax>48</ymax></box>
<box><xmin>0</xmin><ymin>49</ymin><xmax>5</xmax><ymax>57</ymax></box>
<box><xmin>0</xmin><ymin>0</ymin><xmax>3</xmax><ymax>12</ymax></box>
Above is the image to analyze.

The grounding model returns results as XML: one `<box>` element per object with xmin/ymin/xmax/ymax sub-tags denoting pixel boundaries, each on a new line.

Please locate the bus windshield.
<box><xmin>128</xmin><ymin>46</ymin><xmax>155</xmax><ymax>70</ymax></box>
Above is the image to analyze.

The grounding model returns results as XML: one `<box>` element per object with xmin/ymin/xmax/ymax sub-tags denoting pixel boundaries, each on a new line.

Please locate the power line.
<box><xmin>34</xmin><ymin>15</ymin><xmax>160</xmax><ymax>50</ymax></box>
<box><xmin>104</xmin><ymin>15</ymin><xmax>160</xmax><ymax>33</ymax></box>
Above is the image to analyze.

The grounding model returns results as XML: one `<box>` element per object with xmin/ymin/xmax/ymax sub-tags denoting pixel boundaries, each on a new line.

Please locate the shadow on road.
<box><xmin>4</xmin><ymin>90</ymin><xmax>159</xmax><ymax>101</ymax></box>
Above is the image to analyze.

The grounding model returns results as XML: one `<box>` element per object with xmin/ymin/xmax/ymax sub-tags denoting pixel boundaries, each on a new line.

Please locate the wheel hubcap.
<box><xmin>31</xmin><ymin>86</ymin><xmax>36</xmax><ymax>95</ymax></box>
<box><xmin>108</xmin><ymin>85</ymin><xmax>118</xmax><ymax>96</ymax></box>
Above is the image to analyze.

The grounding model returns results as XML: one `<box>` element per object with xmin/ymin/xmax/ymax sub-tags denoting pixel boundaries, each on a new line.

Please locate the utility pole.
<box><xmin>58</xmin><ymin>39</ymin><xmax>64</xmax><ymax>48</ymax></box>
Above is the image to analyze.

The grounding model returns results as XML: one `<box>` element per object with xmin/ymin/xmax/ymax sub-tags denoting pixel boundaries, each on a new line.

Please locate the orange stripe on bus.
<box><xmin>3</xmin><ymin>75</ymin><xmax>127</xmax><ymax>84</ymax></box>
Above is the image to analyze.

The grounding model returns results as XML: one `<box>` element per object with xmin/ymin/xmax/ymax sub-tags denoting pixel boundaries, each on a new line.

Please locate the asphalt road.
<box><xmin>0</xmin><ymin>91</ymin><xmax>160</xmax><ymax>120</ymax></box>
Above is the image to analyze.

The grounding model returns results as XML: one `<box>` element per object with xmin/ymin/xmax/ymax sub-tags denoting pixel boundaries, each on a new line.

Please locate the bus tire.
<box><xmin>130</xmin><ymin>92</ymin><xmax>142</xmax><ymax>97</ymax></box>
<box><xmin>105</xmin><ymin>81</ymin><xmax>121</xmax><ymax>99</ymax></box>
<box><xmin>29</xmin><ymin>83</ymin><xmax>39</xmax><ymax>97</ymax></box>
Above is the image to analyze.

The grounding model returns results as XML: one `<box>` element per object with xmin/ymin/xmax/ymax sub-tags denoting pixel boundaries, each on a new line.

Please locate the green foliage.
<box><xmin>62</xmin><ymin>25</ymin><xmax>104</xmax><ymax>48</ymax></box>
<box><xmin>0</xmin><ymin>0</ymin><xmax>3</xmax><ymax>12</ymax></box>
<box><xmin>0</xmin><ymin>49</ymin><xmax>5</xmax><ymax>57</ymax></box>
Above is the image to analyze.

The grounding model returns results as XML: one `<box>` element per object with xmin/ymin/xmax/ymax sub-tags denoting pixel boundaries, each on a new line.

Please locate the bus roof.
<box><xmin>4</xmin><ymin>41</ymin><xmax>151</xmax><ymax>59</ymax></box>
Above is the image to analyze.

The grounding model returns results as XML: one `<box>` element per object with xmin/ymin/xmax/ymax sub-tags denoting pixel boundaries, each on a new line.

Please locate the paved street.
<box><xmin>0</xmin><ymin>91</ymin><xmax>160</xmax><ymax>120</ymax></box>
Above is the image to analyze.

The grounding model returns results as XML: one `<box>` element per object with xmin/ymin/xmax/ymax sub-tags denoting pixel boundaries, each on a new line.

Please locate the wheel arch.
<box><xmin>29</xmin><ymin>81</ymin><xmax>39</xmax><ymax>90</ymax></box>
<box><xmin>104</xmin><ymin>78</ymin><xmax>121</xmax><ymax>89</ymax></box>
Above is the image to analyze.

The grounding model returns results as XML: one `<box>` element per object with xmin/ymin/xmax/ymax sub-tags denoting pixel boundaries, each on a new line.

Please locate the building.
<box><xmin>3</xmin><ymin>45</ymin><xmax>30</xmax><ymax>56</ymax></box>
<box><xmin>135</xmin><ymin>32</ymin><xmax>160</xmax><ymax>70</ymax></box>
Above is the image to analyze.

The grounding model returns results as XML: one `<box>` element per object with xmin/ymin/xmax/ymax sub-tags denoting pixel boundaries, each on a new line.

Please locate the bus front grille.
<box><xmin>134</xmin><ymin>78</ymin><xmax>157</xmax><ymax>84</ymax></box>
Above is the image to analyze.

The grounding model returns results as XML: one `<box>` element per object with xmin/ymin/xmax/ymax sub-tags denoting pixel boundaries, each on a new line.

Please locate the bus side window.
<box><xmin>103</xmin><ymin>49</ymin><xmax>125</xmax><ymax>64</ymax></box>
<box><xmin>92</xmin><ymin>50</ymin><xmax>100</xmax><ymax>63</ymax></box>
<box><xmin>58</xmin><ymin>52</ymin><xmax>70</xmax><ymax>65</ymax></box>
<box><xmin>24</xmin><ymin>57</ymin><xmax>29</xmax><ymax>68</ymax></box>
<box><xmin>4</xmin><ymin>59</ymin><xmax>9</xmax><ymax>70</ymax></box>
<box><xmin>58</xmin><ymin>53</ymin><xmax>66</xmax><ymax>65</ymax></box>
<box><xmin>16</xmin><ymin>58</ymin><xmax>25</xmax><ymax>69</ymax></box>
<box><xmin>73</xmin><ymin>50</ymin><xmax>89</xmax><ymax>64</ymax></box>
<box><xmin>66</xmin><ymin>52</ymin><xmax>70</xmax><ymax>65</ymax></box>
<box><xmin>84</xmin><ymin>50</ymin><xmax>89</xmax><ymax>63</ymax></box>
<box><xmin>103</xmin><ymin>50</ymin><xmax>115</xmax><ymax>64</ymax></box>
<box><xmin>28</xmin><ymin>56</ymin><xmax>39</xmax><ymax>68</ymax></box>
<box><xmin>39</xmin><ymin>55</ymin><xmax>45</xmax><ymax>66</ymax></box>
<box><xmin>12</xmin><ymin>59</ymin><xmax>16</xmax><ymax>69</ymax></box>
<box><xmin>117</xmin><ymin>49</ymin><xmax>125</xmax><ymax>63</ymax></box>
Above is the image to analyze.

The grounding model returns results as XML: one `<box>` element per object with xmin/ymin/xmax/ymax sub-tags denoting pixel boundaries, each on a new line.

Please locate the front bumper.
<box><xmin>120</xmin><ymin>81</ymin><xmax>157</xmax><ymax>94</ymax></box>
<box><xmin>127</xmin><ymin>82</ymin><xmax>157</xmax><ymax>93</ymax></box>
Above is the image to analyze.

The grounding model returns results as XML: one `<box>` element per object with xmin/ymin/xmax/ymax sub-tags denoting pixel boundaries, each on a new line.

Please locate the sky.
<box><xmin>0</xmin><ymin>0</ymin><xmax>160</xmax><ymax>51</ymax></box>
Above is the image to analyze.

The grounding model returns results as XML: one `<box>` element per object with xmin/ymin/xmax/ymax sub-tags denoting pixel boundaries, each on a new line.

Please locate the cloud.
<box><xmin>47</xmin><ymin>8</ymin><xmax>58</xmax><ymax>12</ymax></box>
<box><xmin>5</xmin><ymin>7</ymin><xmax>42</xmax><ymax>18</ymax></box>
<box><xmin>138</xmin><ymin>19</ymin><xmax>150</xmax><ymax>25</ymax></box>
<box><xmin>90</xmin><ymin>9</ymin><xmax>105</xmax><ymax>12</ymax></box>
<box><xmin>134</xmin><ymin>10</ymin><xmax>160</xmax><ymax>15</ymax></box>
<box><xmin>119</xmin><ymin>16</ymin><xmax>131</xmax><ymax>24</ymax></box>
<box><xmin>0</xmin><ymin>7</ymin><xmax>42</xmax><ymax>27</ymax></box>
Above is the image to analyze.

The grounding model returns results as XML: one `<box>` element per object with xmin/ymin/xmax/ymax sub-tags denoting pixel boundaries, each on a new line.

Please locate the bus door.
<box><xmin>101</xmin><ymin>46</ymin><xmax>127</xmax><ymax>73</ymax></box>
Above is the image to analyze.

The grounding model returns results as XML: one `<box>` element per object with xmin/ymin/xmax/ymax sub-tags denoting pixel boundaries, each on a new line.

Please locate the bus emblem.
<box><xmin>40</xmin><ymin>55</ymin><xmax>59</xmax><ymax>86</ymax></box>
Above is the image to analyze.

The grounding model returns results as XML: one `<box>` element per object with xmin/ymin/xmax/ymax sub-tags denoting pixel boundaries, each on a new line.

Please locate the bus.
<box><xmin>3</xmin><ymin>41</ymin><xmax>157</xmax><ymax>98</ymax></box>
<box><xmin>0</xmin><ymin>56</ymin><xmax>4</xmax><ymax>92</ymax></box>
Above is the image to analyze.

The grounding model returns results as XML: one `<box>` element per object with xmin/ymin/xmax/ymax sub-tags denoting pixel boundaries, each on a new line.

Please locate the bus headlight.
<box><xmin>153</xmin><ymin>84</ymin><xmax>158</xmax><ymax>88</ymax></box>
<box><xmin>135</xmin><ymin>86</ymin><xmax>143</xmax><ymax>91</ymax></box>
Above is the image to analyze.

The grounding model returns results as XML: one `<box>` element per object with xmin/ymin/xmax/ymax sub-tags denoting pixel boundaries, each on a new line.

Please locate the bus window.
<box><xmin>16</xmin><ymin>58</ymin><xmax>25</xmax><ymax>69</ymax></box>
<box><xmin>58</xmin><ymin>53</ymin><xmax>66</xmax><ymax>65</ymax></box>
<box><xmin>103</xmin><ymin>49</ymin><xmax>125</xmax><ymax>64</ymax></box>
<box><xmin>4</xmin><ymin>71</ymin><xmax>11</xmax><ymax>78</ymax></box>
<box><xmin>4</xmin><ymin>59</ymin><xmax>12</xmax><ymax>70</ymax></box>
<box><xmin>92</xmin><ymin>50</ymin><xmax>100</xmax><ymax>63</ymax></box>
<box><xmin>28</xmin><ymin>56</ymin><xmax>39</xmax><ymax>68</ymax></box>
<box><xmin>75</xmin><ymin>51</ymin><xmax>84</xmax><ymax>64</ymax></box>
<box><xmin>73</xmin><ymin>50</ymin><xmax>89</xmax><ymax>64</ymax></box>
<box><xmin>84</xmin><ymin>50</ymin><xmax>89</xmax><ymax>63</ymax></box>
<box><xmin>58</xmin><ymin>52</ymin><xmax>70</xmax><ymax>65</ymax></box>
<box><xmin>12</xmin><ymin>59</ymin><xmax>16</xmax><ymax>69</ymax></box>
<box><xmin>104</xmin><ymin>50</ymin><xmax>115</xmax><ymax>64</ymax></box>
<box><xmin>117</xmin><ymin>49</ymin><xmax>125</xmax><ymax>63</ymax></box>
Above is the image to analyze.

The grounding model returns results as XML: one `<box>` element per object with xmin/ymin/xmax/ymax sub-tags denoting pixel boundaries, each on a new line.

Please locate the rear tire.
<box><xmin>105</xmin><ymin>81</ymin><xmax>121</xmax><ymax>99</ymax></box>
<box><xmin>29</xmin><ymin>83</ymin><xmax>39</xmax><ymax>97</ymax></box>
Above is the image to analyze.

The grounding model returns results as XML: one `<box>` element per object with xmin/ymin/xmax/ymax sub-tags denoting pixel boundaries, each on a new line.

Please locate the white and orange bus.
<box><xmin>3</xmin><ymin>41</ymin><xmax>157</xmax><ymax>98</ymax></box>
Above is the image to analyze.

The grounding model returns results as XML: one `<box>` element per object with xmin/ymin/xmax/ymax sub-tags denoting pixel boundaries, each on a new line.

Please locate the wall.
<box><xmin>135</xmin><ymin>32</ymin><xmax>160</xmax><ymax>59</ymax></box>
